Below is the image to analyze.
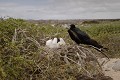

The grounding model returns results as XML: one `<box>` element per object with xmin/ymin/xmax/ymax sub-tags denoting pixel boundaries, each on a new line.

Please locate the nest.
<box><xmin>43</xmin><ymin>45</ymin><xmax>104</xmax><ymax>76</ymax></box>
<box><xmin>9</xmin><ymin>28</ymin><xmax>111</xmax><ymax>80</ymax></box>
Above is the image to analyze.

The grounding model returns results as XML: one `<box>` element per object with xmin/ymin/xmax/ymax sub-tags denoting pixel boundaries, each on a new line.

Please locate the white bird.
<box><xmin>52</xmin><ymin>38</ymin><xmax>58</xmax><ymax>44</ymax></box>
<box><xmin>46</xmin><ymin>39</ymin><xmax>53</xmax><ymax>48</ymax></box>
<box><xmin>52</xmin><ymin>38</ymin><xmax>59</xmax><ymax>48</ymax></box>
<box><xmin>58</xmin><ymin>38</ymin><xmax>66</xmax><ymax>45</ymax></box>
<box><xmin>46</xmin><ymin>38</ymin><xmax>66</xmax><ymax>48</ymax></box>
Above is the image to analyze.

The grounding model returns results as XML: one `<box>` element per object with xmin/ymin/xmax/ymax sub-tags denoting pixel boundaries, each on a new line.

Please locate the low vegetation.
<box><xmin>0</xmin><ymin>18</ymin><xmax>120</xmax><ymax>80</ymax></box>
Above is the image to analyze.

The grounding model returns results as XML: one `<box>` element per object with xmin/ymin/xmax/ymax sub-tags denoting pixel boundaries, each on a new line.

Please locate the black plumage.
<box><xmin>68</xmin><ymin>24</ymin><xmax>107</xmax><ymax>51</ymax></box>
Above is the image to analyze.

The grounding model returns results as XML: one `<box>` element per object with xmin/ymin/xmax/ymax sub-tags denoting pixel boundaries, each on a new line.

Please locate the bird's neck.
<box><xmin>70</xmin><ymin>27</ymin><xmax>75</xmax><ymax>30</ymax></box>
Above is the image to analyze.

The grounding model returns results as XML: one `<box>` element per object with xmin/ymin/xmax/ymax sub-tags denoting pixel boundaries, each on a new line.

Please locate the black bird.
<box><xmin>67</xmin><ymin>24</ymin><xmax>108</xmax><ymax>54</ymax></box>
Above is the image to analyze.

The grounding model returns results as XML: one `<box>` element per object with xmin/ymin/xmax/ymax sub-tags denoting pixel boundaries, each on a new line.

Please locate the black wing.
<box><xmin>73</xmin><ymin>27</ymin><xmax>90</xmax><ymax>40</ymax></box>
<box><xmin>68</xmin><ymin>29</ymin><xmax>81</xmax><ymax>44</ymax></box>
<box><xmin>68</xmin><ymin>27</ymin><xmax>91</xmax><ymax>44</ymax></box>
<box><xmin>72</xmin><ymin>27</ymin><xmax>103</xmax><ymax>49</ymax></box>
<box><xmin>85</xmin><ymin>39</ymin><xmax>103</xmax><ymax>48</ymax></box>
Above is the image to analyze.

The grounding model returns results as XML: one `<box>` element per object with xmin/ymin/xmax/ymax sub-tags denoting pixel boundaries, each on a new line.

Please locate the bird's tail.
<box><xmin>102</xmin><ymin>47</ymin><xmax>108</xmax><ymax>51</ymax></box>
<box><xmin>91</xmin><ymin>46</ymin><xmax>109</xmax><ymax>59</ymax></box>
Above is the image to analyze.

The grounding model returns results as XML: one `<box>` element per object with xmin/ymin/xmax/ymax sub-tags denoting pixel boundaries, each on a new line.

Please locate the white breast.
<box><xmin>46</xmin><ymin>38</ymin><xmax>66</xmax><ymax>48</ymax></box>
<box><xmin>58</xmin><ymin>38</ymin><xmax>66</xmax><ymax>45</ymax></box>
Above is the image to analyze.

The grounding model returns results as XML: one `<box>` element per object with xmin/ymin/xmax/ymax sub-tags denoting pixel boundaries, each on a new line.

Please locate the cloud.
<box><xmin>0</xmin><ymin>0</ymin><xmax>120</xmax><ymax>19</ymax></box>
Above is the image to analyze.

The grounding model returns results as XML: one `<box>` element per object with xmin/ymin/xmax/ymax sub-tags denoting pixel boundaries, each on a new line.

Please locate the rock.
<box><xmin>112</xmin><ymin>60</ymin><xmax>120</xmax><ymax>71</ymax></box>
<box><xmin>103</xmin><ymin>58</ymin><xmax>120</xmax><ymax>80</ymax></box>
<box><xmin>101</xmin><ymin>58</ymin><xmax>120</xmax><ymax>71</ymax></box>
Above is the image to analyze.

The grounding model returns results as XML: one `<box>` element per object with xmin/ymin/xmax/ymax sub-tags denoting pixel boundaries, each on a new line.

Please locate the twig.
<box><xmin>12</xmin><ymin>28</ymin><xmax>17</xmax><ymax>44</ymax></box>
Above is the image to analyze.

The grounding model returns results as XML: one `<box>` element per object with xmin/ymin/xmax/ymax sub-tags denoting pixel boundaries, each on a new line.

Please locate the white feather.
<box><xmin>58</xmin><ymin>38</ymin><xmax>66</xmax><ymax>45</ymax></box>
<box><xmin>46</xmin><ymin>38</ymin><xmax>59</xmax><ymax>48</ymax></box>
<box><xmin>46</xmin><ymin>39</ymin><xmax>53</xmax><ymax>48</ymax></box>
<box><xmin>52</xmin><ymin>38</ymin><xmax>59</xmax><ymax>48</ymax></box>
<box><xmin>46</xmin><ymin>39</ymin><xmax>52</xmax><ymax>46</ymax></box>
<box><xmin>46</xmin><ymin>38</ymin><xmax>66</xmax><ymax>48</ymax></box>
<box><xmin>52</xmin><ymin>38</ymin><xmax>58</xmax><ymax>44</ymax></box>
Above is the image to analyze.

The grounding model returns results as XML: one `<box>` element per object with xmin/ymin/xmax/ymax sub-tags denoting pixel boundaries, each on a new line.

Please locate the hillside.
<box><xmin>0</xmin><ymin>18</ymin><xmax>120</xmax><ymax>80</ymax></box>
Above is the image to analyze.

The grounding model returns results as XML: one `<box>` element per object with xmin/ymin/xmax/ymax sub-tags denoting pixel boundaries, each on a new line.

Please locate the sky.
<box><xmin>0</xmin><ymin>0</ymin><xmax>120</xmax><ymax>20</ymax></box>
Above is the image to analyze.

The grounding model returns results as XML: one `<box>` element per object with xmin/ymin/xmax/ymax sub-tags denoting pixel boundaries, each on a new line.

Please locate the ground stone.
<box><xmin>112</xmin><ymin>60</ymin><xmax>120</xmax><ymax>71</ymax></box>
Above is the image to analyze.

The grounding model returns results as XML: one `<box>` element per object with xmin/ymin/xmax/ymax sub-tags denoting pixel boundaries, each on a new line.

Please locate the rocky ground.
<box><xmin>99</xmin><ymin>58</ymin><xmax>120</xmax><ymax>80</ymax></box>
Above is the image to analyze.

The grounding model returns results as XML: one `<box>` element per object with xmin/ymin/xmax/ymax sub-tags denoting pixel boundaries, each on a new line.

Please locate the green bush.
<box><xmin>0</xmin><ymin>18</ymin><xmax>120</xmax><ymax>79</ymax></box>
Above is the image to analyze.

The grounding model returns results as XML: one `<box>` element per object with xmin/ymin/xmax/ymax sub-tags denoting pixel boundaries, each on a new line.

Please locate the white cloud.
<box><xmin>0</xmin><ymin>0</ymin><xmax>120</xmax><ymax>19</ymax></box>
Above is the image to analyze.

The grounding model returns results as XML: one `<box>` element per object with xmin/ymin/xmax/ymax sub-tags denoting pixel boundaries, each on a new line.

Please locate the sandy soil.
<box><xmin>104</xmin><ymin>71</ymin><xmax>120</xmax><ymax>80</ymax></box>
<box><xmin>100</xmin><ymin>58</ymin><xmax>120</xmax><ymax>80</ymax></box>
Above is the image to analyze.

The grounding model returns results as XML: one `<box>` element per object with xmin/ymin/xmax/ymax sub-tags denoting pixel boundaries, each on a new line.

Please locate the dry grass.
<box><xmin>8</xmin><ymin>28</ymin><xmax>106</xmax><ymax>80</ymax></box>
<box><xmin>1</xmin><ymin>18</ymin><xmax>119</xmax><ymax>80</ymax></box>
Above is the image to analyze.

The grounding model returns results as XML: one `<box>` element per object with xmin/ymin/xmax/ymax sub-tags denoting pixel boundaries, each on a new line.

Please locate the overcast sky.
<box><xmin>0</xmin><ymin>0</ymin><xmax>120</xmax><ymax>20</ymax></box>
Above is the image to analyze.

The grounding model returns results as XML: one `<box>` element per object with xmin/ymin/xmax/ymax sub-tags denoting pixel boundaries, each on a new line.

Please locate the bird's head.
<box><xmin>64</xmin><ymin>24</ymin><xmax>76</xmax><ymax>29</ymax></box>
<box><xmin>70</xmin><ymin>24</ymin><xmax>75</xmax><ymax>29</ymax></box>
